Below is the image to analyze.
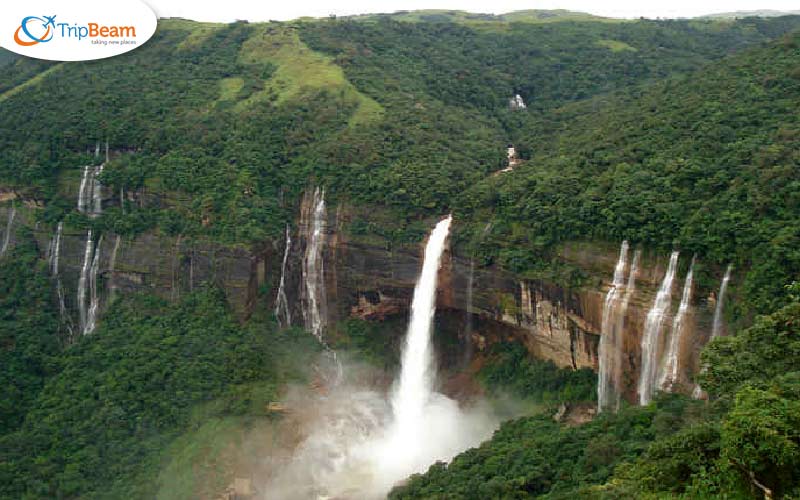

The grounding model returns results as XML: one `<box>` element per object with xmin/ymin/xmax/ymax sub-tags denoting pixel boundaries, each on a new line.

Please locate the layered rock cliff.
<box><xmin>0</xmin><ymin>192</ymin><xmax>721</xmax><ymax>404</ymax></box>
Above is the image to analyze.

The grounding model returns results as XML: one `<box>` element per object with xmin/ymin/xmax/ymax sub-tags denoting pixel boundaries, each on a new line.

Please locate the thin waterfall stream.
<box><xmin>638</xmin><ymin>251</ymin><xmax>679</xmax><ymax>405</ymax></box>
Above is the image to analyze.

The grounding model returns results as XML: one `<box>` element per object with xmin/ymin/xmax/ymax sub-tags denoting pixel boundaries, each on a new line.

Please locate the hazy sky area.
<box><xmin>141</xmin><ymin>0</ymin><xmax>800</xmax><ymax>22</ymax></box>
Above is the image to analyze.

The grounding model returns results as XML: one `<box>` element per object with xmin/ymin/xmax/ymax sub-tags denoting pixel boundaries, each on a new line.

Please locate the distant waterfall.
<box><xmin>78</xmin><ymin>165</ymin><xmax>104</xmax><ymax>217</ymax></box>
<box><xmin>48</xmin><ymin>222</ymin><xmax>74</xmax><ymax>337</ymax></box>
<box><xmin>711</xmin><ymin>265</ymin><xmax>732</xmax><ymax>339</ymax></box>
<box><xmin>598</xmin><ymin>241</ymin><xmax>629</xmax><ymax>411</ymax></box>
<box><xmin>78</xmin><ymin>230</ymin><xmax>102</xmax><ymax>335</ymax></box>
<box><xmin>302</xmin><ymin>188</ymin><xmax>327</xmax><ymax>342</ymax></box>
<box><xmin>85</xmin><ymin>235</ymin><xmax>103</xmax><ymax>334</ymax></box>
<box><xmin>78</xmin><ymin>230</ymin><xmax>93</xmax><ymax>333</ymax></box>
<box><xmin>0</xmin><ymin>205</ymin><xmax>16</xmax><ymax>256</ymax></box>
<box><xmin>638</xmin><ymin>251</ymin><xmax>679</xmax><ymax>405</ymax></box>
<box><xmin>108</xmin><ymin>235</ymin><xmax>122</xmax><ymax>299</ymax></box>
<box><xmin>659</xmin><ymin>257</ymin><xmax>696</xmax><ymax>391</ymax></box>
<box><xmin>274</xmin><ymin>224</ymin><xmax>292</xmax><ymax>328</ymax></box>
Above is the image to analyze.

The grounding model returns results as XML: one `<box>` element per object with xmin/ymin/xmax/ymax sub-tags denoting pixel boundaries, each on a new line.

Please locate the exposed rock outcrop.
<box><xmin>1</xmin><ymin>199</ymin><xmax>720</xmax><ymax>405</ymax></box>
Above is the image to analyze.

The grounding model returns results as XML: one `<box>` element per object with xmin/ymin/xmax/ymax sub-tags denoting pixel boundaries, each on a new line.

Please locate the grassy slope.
<box><xmin>236</xmin><ymin>25</ymin><xmax>383</xmax><ymax>126</ymax></box>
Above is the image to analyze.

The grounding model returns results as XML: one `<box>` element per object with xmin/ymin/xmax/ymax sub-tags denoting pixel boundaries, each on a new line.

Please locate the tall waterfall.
<box><xmin>48</xmin><ymin>222</ymin><xmax>74</xmax><ymax>336</ymax></box>
<box><xmin>78</xmin><ymin>230</ymin><xmax>101</xmax><ymax>335</ymax></box>
<box><xmin>274</xmin><ymin>224</ymin><xmax>292</xmax><ymax>328</ymax></box>
<box><xmin>638</xmin><ymin>250</ymin><xmax>679</xmax><ymax>405</ymax></box>
<box><xmin>263</xmin><ymin>215</ymin><xmax>496</xmax><ymax>499</ymax></box>
<box><xmin>711</xmin><ymin>265</ymin><xmax>732</xmax><ymax>339</ymax></box>
<box><xmin>598</xmin><ymin>241</ymin><xmax>629</xmax><ymax>411</ymax></box>
<box><xmin>78</xmin><ymin>165</ymin><xmax>104</xmax><ymax>217</ymax></box>
<box><xmin>0</xmin><ymin>205</ymin><xmax>15</xmax><ymax>256</ymax></box>
<box><xmin>659</xmin><ymin>257</ymin><xmax>696</xmax><ymax>391</ymax></box>
<box><xmin>302</xmin><ymin>188</ymin><xmax>327</xmax><ymax>342</ymax></box>
<box><xmin>391</xmin><ymin>215</ymin><xmax>452</xmax><ymax>433</ymax></box>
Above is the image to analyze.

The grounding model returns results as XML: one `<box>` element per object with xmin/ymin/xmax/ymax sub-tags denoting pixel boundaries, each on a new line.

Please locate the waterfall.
<box><xmin>49</xmin><ymin>222</ymin><xmax>74</xmax><ymax>337</ymax></box>
<box><xmin>385</xmin><ymin>215</ymin><xmax>453</xmax><ymax>475</ymax></box>
<box><xmin>108</xmin><ymin>235</ymin><xmax>122</xmax><ymax>299</ymax></box>
<box><xmin>48</xmin><ymin>222</ymin><xmax>63</xmax><ymax>274</ymax></box>
<box><xmin>659</xmin><ymin>257</ymin><xmax>696</xmax><ymax>391</ymax></box>
<box><xmin>93</xmin><ymin>165</ymin><xmax>104</xmax><ymax>216</ymax></box>
<box><xmin>711</xmin><ymin>265</ymin><xmax>732</xmax><ymax>339</ymax></box>
<box><xmin>613</xmin><ymin>249</ymin><xmax>641</xmax><ymax>409</ymax></box>
<box><xmin>1</xmin><ymin>205</ymin><xmax>16</xmax><ymax>256</ymax></box>
<box><xmin>598</xmin><ymin>241</ymin><xmax>629</xmax><ymax>412</ymax></box>
<box><xmin>85</xmin><ymin>235</ymin><xmax>103</xmax><ymax>335</ymax></box>
<box><xmin>638</xmin><ymin>250</ymin><xmax>679</xmax><ymax>405</ymax></box>
<box><xmin>78</xmin><ymin>230</ymin><xmax>94</xmax><ymax>333</ymax></box>
<box><xmin>302</xmin><ymin>188</ymin><xmax>327</xmax><ymax>342</ymax></box>
<box><xmin>77</xmin><ymin>165</ymin><xmax>103</xmax><ymax>216</ymax></box>
<box><xmin>78</xmin><ymin>166</ymin><xmax>91</xmax><ymax>212</ymax></box>
<box><xmin>263</xmin><ymin>215</ymin><xmax>497</xmax><ymax>499</ymax></box>
<box><xmin>693</xmin><ymin>264</ymin><xmax>734</xmax><ymax>399</ymax></box>
<box><xmin>274</xmin><ymin>224</ymin><xmax>292</xmax><ymax>328</ymax></box>
<box><xmin>78</xmin><ymin>230</ymin><xmax>102</xmax><ymax>335</ymax></box>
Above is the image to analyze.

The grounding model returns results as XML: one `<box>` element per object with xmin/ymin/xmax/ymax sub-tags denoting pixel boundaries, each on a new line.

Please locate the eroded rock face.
<box><xmin>4</xmin><ymin>200</ymin><xmax>717</xmax><ymax>405</ymax></box>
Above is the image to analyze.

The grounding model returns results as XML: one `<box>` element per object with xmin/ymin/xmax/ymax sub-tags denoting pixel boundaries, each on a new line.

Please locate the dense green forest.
<box><xmin>0</xmin><ymin>234</ymin><xmax>319</xmax><ymax>498</ymax></box>
<box><xmin>1</xmin><ymin>11</ymin><xmax>800</xmax><ymax>499</ymax></box>
<box><xmin>392</xmin><ymin>295</ymin><xmax>800</xmax><ymax>498</ymax></box>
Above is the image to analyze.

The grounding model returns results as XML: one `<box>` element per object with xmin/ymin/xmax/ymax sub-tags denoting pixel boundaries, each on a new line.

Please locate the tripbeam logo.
<box><xmin>14</xmin><ymin>16</ymin><xmax>56</xmax><ymax>46</ymax></box>
<box><xmin>1</xmin><ymin>1</ymin><xmax>156</xmax><ymax>61</ymax></box>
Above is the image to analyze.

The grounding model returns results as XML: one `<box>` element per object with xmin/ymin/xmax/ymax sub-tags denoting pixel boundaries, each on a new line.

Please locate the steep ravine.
<box><xmin>1</xmin><ymin>197</ymin><xmax>720</xmax><ymax>405</ymax></box>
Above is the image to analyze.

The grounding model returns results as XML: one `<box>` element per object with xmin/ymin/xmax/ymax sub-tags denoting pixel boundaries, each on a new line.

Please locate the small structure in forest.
<box><xmin>509</xmin><ymin>93</ymin><xmax>527</xmax><ymax>110</ymax></box>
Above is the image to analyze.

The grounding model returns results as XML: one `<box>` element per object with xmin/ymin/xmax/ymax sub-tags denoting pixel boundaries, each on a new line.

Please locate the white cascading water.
<box><xmin>302</xmin><ymin>188</ymin><xmax>327</xmax><ymax>342</ymax></box>
<box><xmin>693</xmin><ymin>264</ymin><xmax>734</xmax><ymax>399</ymax></box>
<box><xmin>598</xmin><ymin>241</ymin><xmax>629</xmax><ymax>412</ymax></box>
<box><xmin>78</xmin><ymin>230</ymin><xmax>102</xmax><ymax>335</ymax></box>
<box><xmin>711</xmin><ymin>265</ymin><xmax>732</xmax><ymax>339</ymax></box>
<box><xmin>77</xmin><ymin>165</ymin><xmax>104</xmax><ymax>216</ymax></box>
<box><xmin>77</xmin><ymin>166</ymin><xmax>91</xmax><ymax>213</ymax></box>
<box><xmin>638</xmin><ymin>250</ymin><xmax>679</xmax><ymax>405</ymax></box>
<box><xmin>48</xmin><ymin>222</ymin><xmax>74</xmax><ymax>336</ymax></box>
<box><xmin>612</xmin><ymin>249</ymin><xmax>640</xmax><ymax>410</ymax></box>
<box><xmin>78</xmin><ymin>230</ymin><xmax>94</xmax><ymax>333</ymax></box>
<box><xmin>659</xmin><ymin>257</ymin><xmax>696</xmax><ymax>391</ymax></box>
<box><xmin>93</xmin><ymin>165</ymin><xmax>104</xmax><ymax>216</ymax></box>
<box><xmin>0</xmin><ymin>205</ymin><xmax>16</xmax><ymax>256</ymax></box>
<box><xmin>85</xmin><ymin>235</ymin><xmax>103</xmax><ymax>335</ymax></box>
<box><xmin>389</xmin><ymin>215</ymin><xmax>452</xmax><ymax>448</ymax></box>
<box><xmin>274</xmin><ymin>224</ymin><xmax>292</xmax><ymax>328</ymax></box>
<box><xmin>263</xmin><ymin>215</ymin><xmax>496</xmax><ymax>499</ymax></box>
<box><xmin>108</xmin><ymin>235</ymin><xmax>122</xmax><ymax>299</ymax></box>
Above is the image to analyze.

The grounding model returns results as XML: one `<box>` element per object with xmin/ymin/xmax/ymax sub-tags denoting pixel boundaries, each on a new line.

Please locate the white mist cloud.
<box><xmin>260</xmin><ymin>375</ymin><xmax>498</xmax><ymax>499</ymax></box>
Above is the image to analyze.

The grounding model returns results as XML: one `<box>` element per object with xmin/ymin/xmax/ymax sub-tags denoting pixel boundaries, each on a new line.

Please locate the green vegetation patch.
<box><xmin>596</xmin><ymin>39</ymin><xmax>638</xmax><ymax>52</ymax></box>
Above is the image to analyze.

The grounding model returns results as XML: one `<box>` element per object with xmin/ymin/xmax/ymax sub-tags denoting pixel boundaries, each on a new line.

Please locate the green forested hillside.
<box><xmin>0</xmin><ymin>280</ymin><xmax>319</xmax><ymax>498</ymax></box>
<box><xmin>2</xmin><ymin>17</ymin><xmax>798</xmax><ymax>247</ymax></box>
<box><xmin>457</xmin><ymin>30</ymin><xmax>800</xmax><ymax>318</ymax></box>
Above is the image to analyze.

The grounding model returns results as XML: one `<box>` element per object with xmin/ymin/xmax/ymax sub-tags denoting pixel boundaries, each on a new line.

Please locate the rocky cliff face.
<box><xmin>0</xmin><ymin>194</ymin><xmax>719</xmax><ymax>404</ymax></box>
